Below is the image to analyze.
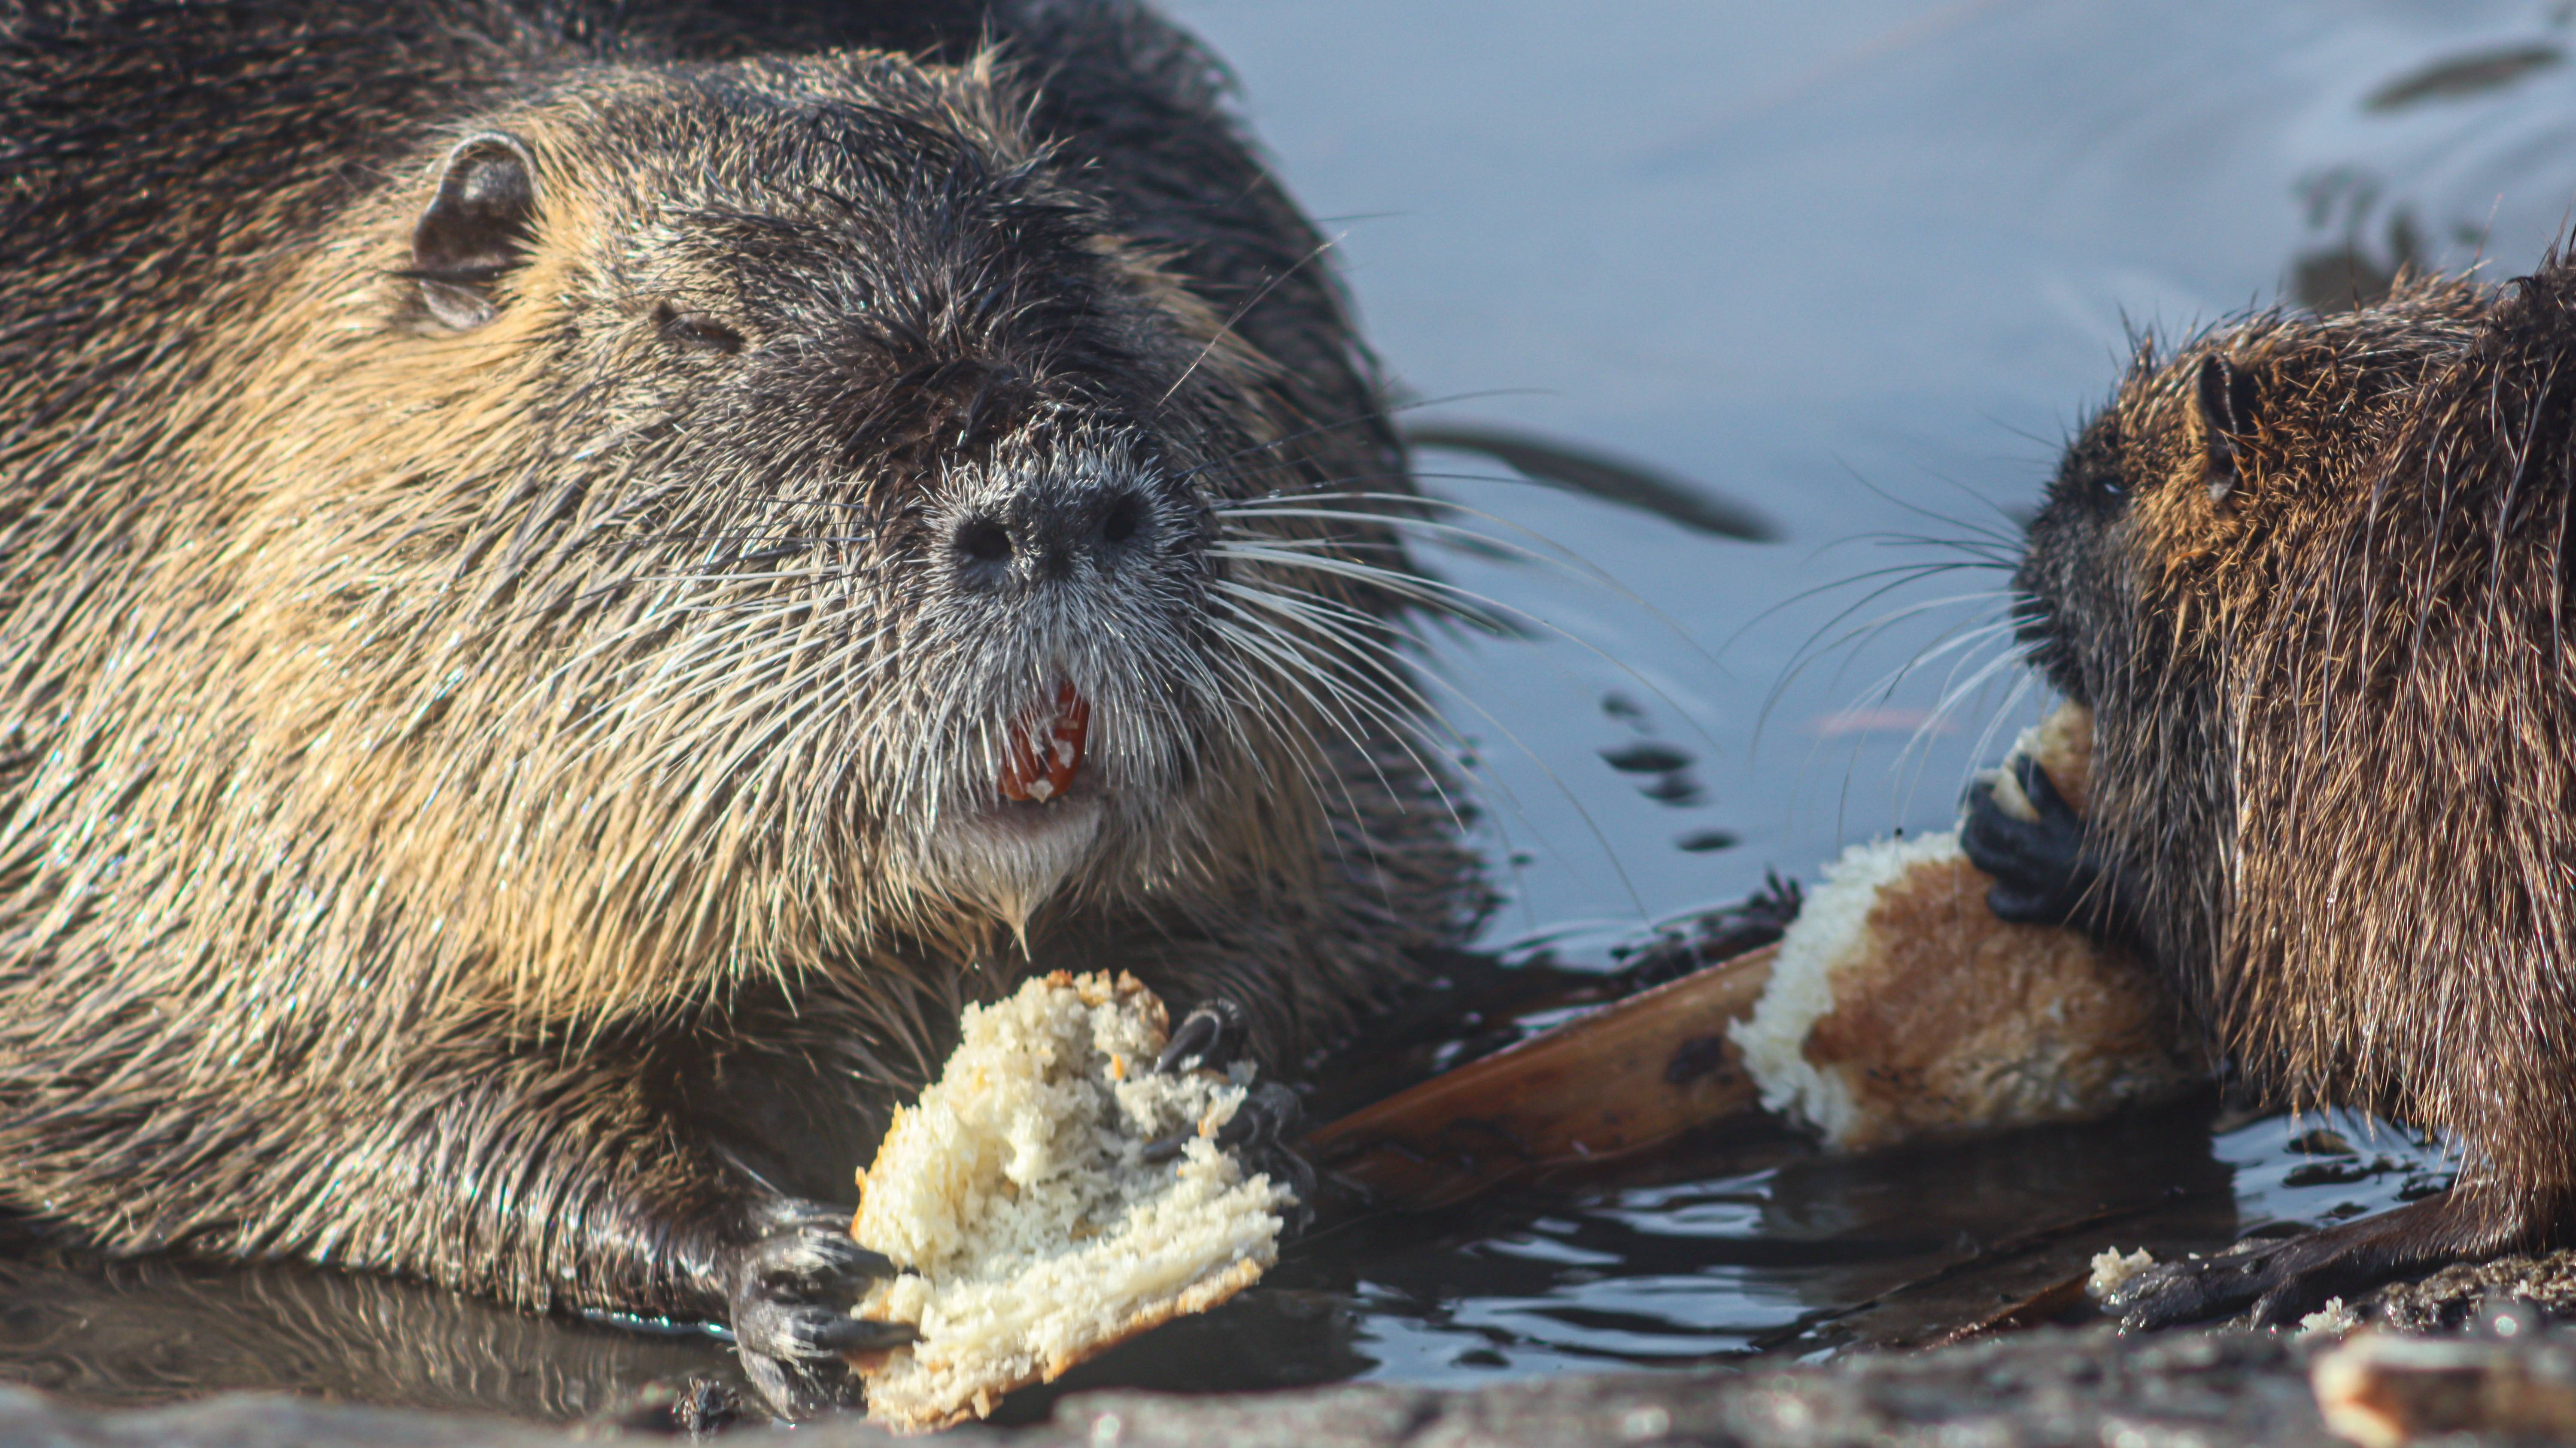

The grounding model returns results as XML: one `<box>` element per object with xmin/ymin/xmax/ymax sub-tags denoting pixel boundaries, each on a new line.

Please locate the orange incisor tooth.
<box><xmin>999</xmin><ymin>683</ymin><xmax>1091</xmax><ymax>804</ymax></box>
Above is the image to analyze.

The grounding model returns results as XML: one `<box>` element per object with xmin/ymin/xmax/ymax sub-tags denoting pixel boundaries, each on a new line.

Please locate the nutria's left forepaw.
<box><xmin>1223</xmin><ymin>1083</ymin><xmax>1316</xmax><ymax>1233</ymax></box>
<box><xmin>1156</xmin><ymin>998</ymin><xmax>1251</xmax><ymax>1074</ymax></box>
<box><xmin>1962</xmin><ymin>766</ymin><xmax>2095</xmax><ymax>926</ymax></box>
<box><xmin>723</xmin><ymin>1210</ymin><xmax>908</xmax><ymax>1418</ymax></box>
<box><xmin>1213</xmin><ymin>1080</ymin><xmax>1303</xmax><ymax>1151</ymax></box>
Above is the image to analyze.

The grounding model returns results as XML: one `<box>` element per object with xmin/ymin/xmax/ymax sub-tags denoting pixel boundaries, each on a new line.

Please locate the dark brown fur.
<box><xmin>1987</xmin><ymin>261</ymin><xmax>2576</xmax><ymax>1323</ymax></box>
<box><xmin>0</xmin><ymin>0</ymin><xmax>1483</xmax><ymax>1407</ymax></box>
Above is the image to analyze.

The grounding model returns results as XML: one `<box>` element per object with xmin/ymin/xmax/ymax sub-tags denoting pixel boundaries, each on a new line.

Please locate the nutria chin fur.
<box><xmin>0</xmin><ymin>0</ymin><xmax>1485</xmax><ymax>1411</ymax></box>
<box><xmin>1965</xmin><ymin>259</ymin><xmax>2576</xmax><ymax>1328</ymax></box>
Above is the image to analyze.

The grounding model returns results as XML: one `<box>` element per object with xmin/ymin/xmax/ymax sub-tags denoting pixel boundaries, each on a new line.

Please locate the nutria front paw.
<box><xmin>1962</xmin><ymin>756</ymin><xmax>2102</xmax><ymax>928</ymax></box>
<box><xmin>1150</xmin><ymin>1011</ymin><xmax>1316</xmax><ymax>1232</ymax></box>
<box><xmin>2109</xmin><ymin>1197</ymin><xmax>2470</xmax><ymax>1331</ymax></box>
<box><xmin>1155</xmin><ymin>997</ymin><xmax>1252</xmax><ymax>1075</ymax></box>
<box><xmin>723</xmin><ymin>1201</ymin><xmax>911</xmax><ymax>1419</ymax></box>
<box><xmin>1221</xmin><ymin>1081</ymin><xmax>1317</xmax><ymax>1233</ymax></box>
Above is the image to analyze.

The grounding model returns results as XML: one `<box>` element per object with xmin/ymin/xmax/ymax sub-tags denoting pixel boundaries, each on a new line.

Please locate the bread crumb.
<box><xmin>2300</xmin><ymin>1296</ymin><xmax>2362</xmax><ymax>1339</ymax></box>
<box><xmin>2087</xmin><ymin>1246</ymin><xmax>2156</xmax><ymax>1300</ymax></box>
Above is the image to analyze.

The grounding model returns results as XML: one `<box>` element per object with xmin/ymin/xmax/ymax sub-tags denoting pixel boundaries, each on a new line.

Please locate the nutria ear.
<box><xmin>2193</xmin><ymin>353</ymin><xmax>2260</xmax><ymax>508</ymax></box>
<box><xmin>411</xmin><ymin>133</ymin><xmax>538</xmax><ymax>330</ymax></box>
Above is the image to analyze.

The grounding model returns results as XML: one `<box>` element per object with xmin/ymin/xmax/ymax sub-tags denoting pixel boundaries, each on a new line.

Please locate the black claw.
<box><xmin>1139</xmin><ymin>1084</ymin><xmax>1315</xmax><ymax>1235</ymax></box>
<box><xmin>1215</xmin><ymin>1081</ymin><xmax>1302</xmax><ymax>1149</ymax></box>
<box><xmin>812</xmin><ymin>1314</ymin><xmax>920</xmax><ymax>1353</ymax></box>
<box><xmin>739</xmin><ymin>1230</ymin><xmax>899</xmax><ymax>1298</ymax></box>
<box><xmin>2014</xmin><ymin>750</ymin><xmax>2075</xmax><ymax>818</ymax></box>
<box><xmin>1224</xmin><ymin>1084</ymin><xmax>1315</xmax><ymax>1236</ymax></box>
<box><xmin>1140</xmin><ymin>1084</ymin><xmax>1299</xmax><ymax>1162</ymax></box>
<box><xmin>1157</xmin><ymin>998</ymin><xmax>1250</xmax><ymax>1075</ymax></box>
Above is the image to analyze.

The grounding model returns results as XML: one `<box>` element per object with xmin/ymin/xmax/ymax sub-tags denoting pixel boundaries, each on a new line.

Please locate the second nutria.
<box><xmin>0</xmin><ymin>0</ymin><xmax>1484</xmax><ymax>1413</ymax></box>
<box><xmin>1964</xmin><ymin>260</ymin><xmax>2576</xmax><ymax>1327</ymax></box>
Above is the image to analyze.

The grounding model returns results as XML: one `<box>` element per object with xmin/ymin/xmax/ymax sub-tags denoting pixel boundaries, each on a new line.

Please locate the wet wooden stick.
<box><xmin>1303</xmin><ymin>945</ymin><xmax>1777</xmax><ymax>1208</ymax></box>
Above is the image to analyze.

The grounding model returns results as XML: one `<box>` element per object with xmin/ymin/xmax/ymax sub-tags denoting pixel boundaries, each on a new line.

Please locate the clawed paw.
<box><xmin>1224</xmin><ymin>1081</ymin><xmax>1318</xmax><ymax>1233</ymax></box>
<box><xmin>1155</xmin><ymin>997</ymin><xmax>1252</xmax><ymax>1075</ymax></box>
<box><xmin>2109</xmin><ymin>1201</ymin><xmax>2470</xmax><ymax>1331</ymax></box>
<box><xmin>722</xmin><ymin>1201</ymin><xmax>910</xmax><ymax>1418</ymax></box>
<box><xmin>1145</xmin><ymin>1019</ymin><xmax>1317</xmax><ymax>1234</ymax></box>
<box><xmin>1961</xmin><ymin>756</ymin><xmax>2102</xmax><ymax>927</ymax></box>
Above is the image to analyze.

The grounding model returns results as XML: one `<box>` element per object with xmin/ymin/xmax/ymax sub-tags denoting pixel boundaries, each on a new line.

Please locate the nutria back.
<box><xmin>1978</xmin><ymin>258</ymin><xmax>2576</xmax><ymax>1326</ymax></box>
<box><xmin>0</xmin><ymin>0</ymin><xmax>1482</xmax><ymax>1411</ymax></box>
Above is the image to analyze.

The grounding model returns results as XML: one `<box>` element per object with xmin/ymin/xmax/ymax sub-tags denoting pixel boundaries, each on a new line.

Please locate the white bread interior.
<box><xmin>848</xmin><ymin>971</ymin><xmax>1290</xmax><ymax>1433</ymax></box>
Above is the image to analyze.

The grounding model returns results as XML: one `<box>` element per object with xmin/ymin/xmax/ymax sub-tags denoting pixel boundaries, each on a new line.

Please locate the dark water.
<box><xmin>4</xmin><ymin>0</ymin><xmax>2571</xmax><ymax>1423</ymax></box>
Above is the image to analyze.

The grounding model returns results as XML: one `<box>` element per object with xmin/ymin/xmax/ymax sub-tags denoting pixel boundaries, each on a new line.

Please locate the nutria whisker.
<box><xmin>1203</xmin><ymin>610</ymin><xmax>1448</xmax><ymax>831</ymax></box>
<box><xmin>1797</xmin><ymin>598</ymin><xmax>2018</xmax><ymax>752</ymax></box>
<box><xmin>1154</xmin><ymin>234</ymin><xmax>1343</xmax><ymax>411</ymax></box>
<box><xmin>1745</xmin><ymin>562</ymin><xmax>2016</xmax><ymax>751</ymax></box>
<box><xmin>1208</xmin><ymin>574</ymin><xmax>1652</xmax><ymax>918</ymax></box>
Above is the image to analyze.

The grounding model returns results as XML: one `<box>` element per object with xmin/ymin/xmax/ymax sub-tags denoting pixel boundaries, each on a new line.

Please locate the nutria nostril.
<box><xmin>1099</xmin><ymin>490</ymin><xmax>1145</xmax><ymax>547</ymax></box>
<box><xmin>956</xmin><ymin>515</ymin><xmax>1013</xmax><ymax>564</ymax></box>
<box><xmin>960</xmin><ymin>481</ymin><xmax>1153</xmax><ymax>586</ymax></box>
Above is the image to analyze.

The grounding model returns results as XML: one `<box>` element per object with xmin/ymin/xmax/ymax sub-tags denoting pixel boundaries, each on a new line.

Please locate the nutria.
<box><xmin>0</xmin><ymin>0</ymin><xmax>1484</xmax><ymax>1412</ymax></box>
<box><xmin>1962</xmin><ymin>260</ymin><xmax>2576</xmax><ymax>1327</ymax></box>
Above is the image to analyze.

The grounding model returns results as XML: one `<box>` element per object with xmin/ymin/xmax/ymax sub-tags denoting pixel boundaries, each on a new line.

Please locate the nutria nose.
<box><xmin>950</xmin><ymin>484</ymin><xmax>1152</xmax><ymax>587</ymax></box>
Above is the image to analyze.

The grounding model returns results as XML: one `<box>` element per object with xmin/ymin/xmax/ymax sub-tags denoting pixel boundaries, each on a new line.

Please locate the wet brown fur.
<box><xmin>0</xmin><ymin>0</ymin><xmax>1483</xmax><ymax>1348</ymax></box>
<box><xmin>2017</xmin><ymin>261</ymin><xmax>2576</xmax><ymax>1273</ymax></box>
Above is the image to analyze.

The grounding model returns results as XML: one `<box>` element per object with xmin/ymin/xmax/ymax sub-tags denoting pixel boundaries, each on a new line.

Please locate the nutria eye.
<box><xmin>653</xmin><ymin>304</ymin><xmax>743</xmax><ymax>355</ymax></box>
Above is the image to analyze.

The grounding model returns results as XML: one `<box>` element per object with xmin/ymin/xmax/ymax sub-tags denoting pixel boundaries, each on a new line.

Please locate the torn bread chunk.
<box><xmin>1984</xmin><ymin>700</ymin><xmax>2095</xmax><ymax>820</ymax></box>
<box><xmin>1729</xmin><ymin>702</ymin><xmax>2200</xmax><ymax>1150</ymax></box>
<box><xmin>848</xmin><ymin>971</ymin><xmax>1291</xmax><ymax>1433</ymax></box>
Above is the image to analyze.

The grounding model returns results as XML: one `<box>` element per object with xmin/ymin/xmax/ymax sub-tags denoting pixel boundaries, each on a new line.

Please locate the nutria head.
<box><xmin>161</xmin><ymin>49</ymin><xmax>1422</xmax><ymax>1020</ymax></box>
<box><xmin>2010</xmin><ymin>278</ymin><xmax>2490</xmax><ymax>716</ymax></box>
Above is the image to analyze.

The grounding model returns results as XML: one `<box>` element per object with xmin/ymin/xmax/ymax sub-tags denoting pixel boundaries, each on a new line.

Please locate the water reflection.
<box><xmin>0</xmin><ymin>1229</ymin><xmax>738</xmax><ymax>1420</ymax></box>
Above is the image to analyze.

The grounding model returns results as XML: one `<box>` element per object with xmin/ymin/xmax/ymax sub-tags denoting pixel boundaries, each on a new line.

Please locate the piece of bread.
<box><xmin>1729</xmin><ymin>703</ymin><xmax>2200</xmax><ymax>1150</ymax></box>
<box><xmin>1984</xmin><ymin>701</ymin><xmax>2094</xmax><ymax>820</ymax></box>
<box><xmin>846</xmin><ymin>971</ymin><xmax>1291</xmax><ymax>1433</ymax></box>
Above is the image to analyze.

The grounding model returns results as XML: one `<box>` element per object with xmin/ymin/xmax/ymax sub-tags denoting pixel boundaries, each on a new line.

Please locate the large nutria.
<box><xmin>0</xmin><ymin>0</ymin><xmax>1484</xmax><ymax>1412</ymax></box>
<box><xmin>1963</xmin><ymin>258</ymin><xmax>2576</xmax><ymax>1327</ymax></box>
